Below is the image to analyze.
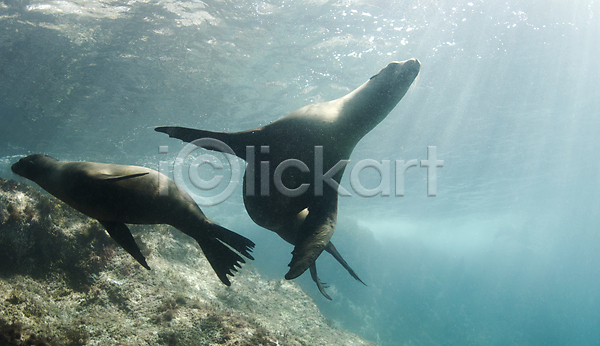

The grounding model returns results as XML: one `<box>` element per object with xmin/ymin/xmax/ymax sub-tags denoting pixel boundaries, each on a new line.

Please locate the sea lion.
<box><xmin>11</xmin><ymin>154</ymin><xmax>254</xmax><ymax>286</ymax></box>
<box><xmin>156</xmin><ymin>58</ymin><xmax>420</xmax><ymax>298</ymax></box>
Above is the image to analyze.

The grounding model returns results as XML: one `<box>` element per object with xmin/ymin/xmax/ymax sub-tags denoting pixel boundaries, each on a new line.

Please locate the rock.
<box><xmin>0</xmin><ymin>178</ymin><xmax>376</xmax><ymax>346</ymax></box>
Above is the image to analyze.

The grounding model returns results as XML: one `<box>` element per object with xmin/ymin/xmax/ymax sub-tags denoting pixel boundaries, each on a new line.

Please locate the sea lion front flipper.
<box><xmin>155</xmin><ymin>126</ymin><xmax>255</xmax><ymax>160</ymax></box>
<box><xmin>99</xmin><ymin>221</ymin><xmax>150</xmax><ymax>270</ymax></box>
<box><xmin>91</xmin><ymin>172</ymin><xmax>149</xmax><ymax>182</ymax></box>
<box><xmin>155</xmin><ymin>126</ymin><xmax>214</xmax><ymax>143</ymax></box>
<box><xmin>309</xmin><ymin>263</ymin><xmax>332</xmax><ymax>300</ymax></box>
<box><xmin>325</xmin><ymin>242</ymin><xmax>367</xmax><ymax>286</ymax></box>
<box><xmin>285</xmin><ymin>194</ymin><xmax>338</xmax><ymax>280</ymax></box>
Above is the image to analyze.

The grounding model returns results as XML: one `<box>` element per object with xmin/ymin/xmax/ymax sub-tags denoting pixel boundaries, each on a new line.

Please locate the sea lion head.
<box><xmin>337</xmin><ymin>58</ymin><xmax>421</xmax><ymax>139</ymax></box>
<box><xmin>11</xmin><ymin>154</ymin><xmax>58</xmax><ymax>181</ymax></box>
<box><xmin>367</xmin><ymin>58</ymin><xmax>420</xmax><ymax>102</ymax></box>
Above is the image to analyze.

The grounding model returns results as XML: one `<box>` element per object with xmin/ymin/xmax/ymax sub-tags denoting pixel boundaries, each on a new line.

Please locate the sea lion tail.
<box><xmin>196</xmin><ymin>224</ymin><xmax>255</xmax><ymax>286</ymax></box>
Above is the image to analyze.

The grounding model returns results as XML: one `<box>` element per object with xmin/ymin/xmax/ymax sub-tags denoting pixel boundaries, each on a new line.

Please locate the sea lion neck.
<box><xmin>334</xmin><ymin>59</ymin><xmax>420</xmax><ymax>142</ymax></box>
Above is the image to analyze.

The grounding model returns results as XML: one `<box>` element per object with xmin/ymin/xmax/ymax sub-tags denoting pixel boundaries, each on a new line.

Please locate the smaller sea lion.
<box><xmin>11</xmin><ymin>154</ymin><xmax>254</xmax><ymax>286</ymax></box>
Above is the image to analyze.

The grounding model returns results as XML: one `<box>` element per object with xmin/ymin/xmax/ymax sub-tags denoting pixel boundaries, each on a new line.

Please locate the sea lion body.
<box><xmin>29</xmin><ymin>160</ymin><xmax>197</xmax><ymax>227</ymax></box>
<box><xmin>156</xmin><ymin>59</ymin><xmax>421</xmax><ymax>298</ymax></box>
<box><xmin>11</xmin><ymin>155</ymin><xmax>254</xmax><ymax>286</ymax></box>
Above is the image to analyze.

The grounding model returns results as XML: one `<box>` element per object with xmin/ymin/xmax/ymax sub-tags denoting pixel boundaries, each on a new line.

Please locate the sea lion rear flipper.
<box><xmin>285</xmin><ymin>194</ymin><xmax>338</xmax><ymax>280</ymax></box>
<box><xmin>195</xmin><ymin>234</ymin><xmax>247</xmax><ymax>286</ymax></box>
<box><xmin>99</xmin><ymin>221</ymin><xmax>150</xmax><ymax>270</ymax></box>
<box><xmin>325</xmin><ymin>242</ymin><xmax>367</xmax><ymax>286</ymax></box>
<box><xmin>209</xmin><ymin>224</ymin><xmax>255</xmax><ymax>260</ymax></box>
<box><xmin>190</xmin><ymin>223</ymin><xmax>255</xmax><ymax>286</ymax></box>
<box><xmin>155</xmin><ymin>126</ymin><xmax>254</xmax><ymax>160</ymax></box>
<box><xmin>309</xmin><ymin>263</ymin><xmax>332</xmax><ymax>300</ymax></box>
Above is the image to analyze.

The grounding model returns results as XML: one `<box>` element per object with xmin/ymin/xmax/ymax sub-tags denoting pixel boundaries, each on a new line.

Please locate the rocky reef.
<box><xmin>0</xmin><ymin>178</ymin><xmax>376</xmax><ymax>345</ymax></box>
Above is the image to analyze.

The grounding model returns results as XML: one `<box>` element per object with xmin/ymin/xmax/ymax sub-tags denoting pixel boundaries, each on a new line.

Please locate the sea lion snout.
<box><xmin>11</xmin><ymin>156</ymin><xmax>33</xmax><ymax>177</ymax></box>
<box><xmin>389</xmin><ymin>58</ymin><xmax>420</xmax><ymax>90</ymax></box>
<box><xmin>372</xmin><ymin>58</ymin><xmax>420</xmax><ymax>86</ymax></box>
<box><xmin>394</xmin><ymin>58</ymin><xmax>420</xmax><ymax>78</ymax></box>
<box><xmin>385</xmin><ymin>58</ymin><xmax>420</xmax><ymax>71</ymax></box>
<box><xmin>11</xmin><ymin>159</ymin><xmax>23</xmax><ymax>175</ymax></box>
<box><xmin>403</xmin><ymin>58</ymin><xmax>421</xmax><ymax>71</ymax></box>
<box><xmin>11</xmin><ymin>154</ymin><xmax>53</xmax><ymax>179</ymax></box>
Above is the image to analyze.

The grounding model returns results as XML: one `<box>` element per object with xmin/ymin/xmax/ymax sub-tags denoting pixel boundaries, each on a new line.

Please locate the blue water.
<box><xmin>1</xmin><ymin>0</ymin><xmax>599</xmax><ymax>344</ymax></box>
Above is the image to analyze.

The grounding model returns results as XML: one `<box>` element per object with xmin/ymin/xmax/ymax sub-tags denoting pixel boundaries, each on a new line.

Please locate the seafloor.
<box><xmin>0</xmin><ymin>178</ymin><xmax>376</xmax><ymax>346</ymax></box>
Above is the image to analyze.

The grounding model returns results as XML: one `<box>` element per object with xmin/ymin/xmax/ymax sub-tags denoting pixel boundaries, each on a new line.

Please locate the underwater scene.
<box><xmin>1</xmin><ymin>0</ymin><xmax>599</xmax><ymax>345</ymax></box>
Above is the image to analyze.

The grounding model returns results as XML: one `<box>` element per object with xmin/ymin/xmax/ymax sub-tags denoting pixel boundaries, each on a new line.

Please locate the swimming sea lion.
<box><xmin>11</xmin><ymin>154</ymin><xmax>254</xmax><ymax>286</ymax></box>
<box><xmin>156</xmin><ymin>59</ymin><xmax>420</xmax><ymax>298</ymax></box>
